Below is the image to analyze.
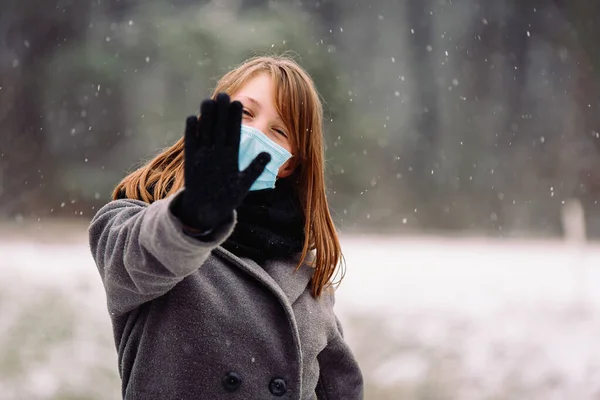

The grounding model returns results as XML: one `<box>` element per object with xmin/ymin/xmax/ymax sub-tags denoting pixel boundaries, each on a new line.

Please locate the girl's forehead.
<box><xmin>234</xmin><ymin>75</ymin><xmax>277</xmax><ymax>108</ymax></box>
<box><xmin>237</xmin><ymin>74</ymin><xmax>273</xmax><ymax>94</ymax></box>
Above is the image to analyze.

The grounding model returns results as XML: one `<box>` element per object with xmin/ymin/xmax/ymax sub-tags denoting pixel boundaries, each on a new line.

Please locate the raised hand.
<box><xmin>171</xmin><ymin>93</ymin><xmax>271</xmax><ymax>232</ymax></box>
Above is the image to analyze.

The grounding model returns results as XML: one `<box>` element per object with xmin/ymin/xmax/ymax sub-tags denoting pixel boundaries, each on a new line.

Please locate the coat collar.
<box><xmin>214</xmin><ymin>247</ymin><xmax>315</xmax><ymax>305</ymax></box>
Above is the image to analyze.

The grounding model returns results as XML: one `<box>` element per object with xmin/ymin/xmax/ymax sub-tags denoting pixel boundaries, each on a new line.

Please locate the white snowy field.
<box><xmin>2</xmin><ymin>223</ymin><xmax>600</xmax><ymax>400</ymax></box>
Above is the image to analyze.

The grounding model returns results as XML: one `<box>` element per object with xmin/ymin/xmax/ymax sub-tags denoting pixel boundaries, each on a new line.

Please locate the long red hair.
<box><xmin>113</xmin><ymin>55</ymin><xmax>344</xmax><ymax>297</ymax></box>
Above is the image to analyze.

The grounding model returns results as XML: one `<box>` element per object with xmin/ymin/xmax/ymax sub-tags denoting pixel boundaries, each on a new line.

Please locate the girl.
<box><xmin>89</xmin><ymin>55</ymin><xmax>364</xmax><ymax>399</ymax></box>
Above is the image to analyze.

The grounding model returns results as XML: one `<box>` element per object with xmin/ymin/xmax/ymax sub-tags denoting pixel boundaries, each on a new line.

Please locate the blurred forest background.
<box><xmin>2</xmin><ymin>0</ymin><xmax>600</xmax><ymax>237</ymax></box>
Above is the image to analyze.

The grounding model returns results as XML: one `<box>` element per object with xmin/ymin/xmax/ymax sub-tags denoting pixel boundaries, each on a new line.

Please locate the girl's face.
<box><xmin>232</xmin><ymin>73</ymin><xmax>294</xmax><ymax>178</ymax></box>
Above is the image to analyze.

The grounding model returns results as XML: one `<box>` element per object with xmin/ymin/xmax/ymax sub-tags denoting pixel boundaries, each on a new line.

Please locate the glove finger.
<box><xmin>213</xmin><ymin>93</ymin><xmax>230</xmax><ymax>147</ymax></box>
<box><xmin>198</xmin><ymin>99</ymin><xmax>216</xmax><ymax>147</ymax></box>
<box><xmin>184</xmin><ymin>115</ymin><xmax>200</xmax><ymax>161</ymax></box>
<box><xmin>241</xmin><ymin>152</ymin><xmax>271</xmax><ymax>189</ymax></box>
<box><xmin>225</xmin><ymin>100</ymin><xmax>243</xmax><ymax>152</ymax></box>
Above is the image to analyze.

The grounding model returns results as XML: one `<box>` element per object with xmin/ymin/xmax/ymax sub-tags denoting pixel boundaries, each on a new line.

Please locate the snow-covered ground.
<box><xmin>337</xmin><ymin>235</ymin><xmax>600</xmax><ymax>399</ymax></box>
<box><xmin>2</xmin><ymin>225</ymin><xmax>600</xmax><ymax>399</ymax></box>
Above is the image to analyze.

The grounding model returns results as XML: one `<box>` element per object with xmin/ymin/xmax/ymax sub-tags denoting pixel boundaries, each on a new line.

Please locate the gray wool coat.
<box><xmin>89</xmin><ymin>192</ymin><xmax>364</xmax><ymax>400</ymax></box>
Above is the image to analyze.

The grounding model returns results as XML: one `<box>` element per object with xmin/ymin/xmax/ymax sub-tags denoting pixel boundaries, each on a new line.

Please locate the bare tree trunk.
<box><xmin>405</xmin><ymin>0</ymin><xmax>441</xmax><ymax>225</ymax></box>
<box><xmin>545</xmin><ymin>1</ymin><xmax>600</xmax><ymax>236</ymax></box>
<box><xmin>0</xmin><ymin>1</ymin><xmax>90</xmax><ymax>217</ymax></box>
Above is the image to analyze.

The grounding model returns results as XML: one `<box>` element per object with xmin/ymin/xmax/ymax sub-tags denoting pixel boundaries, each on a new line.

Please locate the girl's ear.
<box><xmin>277</xmin><ymin>157</ymin><xmax>296</xmax><ymax>178</ymax></box>
<box><xmin>277</xmin><ymin>165</ymin><xmax>294</xmax><ymax>178</ymax></box>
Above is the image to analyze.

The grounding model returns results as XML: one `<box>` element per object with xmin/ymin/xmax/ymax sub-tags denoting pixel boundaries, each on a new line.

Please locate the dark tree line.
<box><xmin>1</xmin><ymin>0</ymin><xmax>600</xmax><ymax>237</ymax></box>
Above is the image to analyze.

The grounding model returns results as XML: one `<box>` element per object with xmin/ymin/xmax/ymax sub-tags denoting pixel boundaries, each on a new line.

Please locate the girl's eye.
<box><xmin>274</xmin><ymin>128</ymin><xmax>288</xmax><ymax>138</ymax></box>
<box><xmin>242</xmin><ymin>109</ymin><xmax>252</xmax><ymax>117</ymax></box>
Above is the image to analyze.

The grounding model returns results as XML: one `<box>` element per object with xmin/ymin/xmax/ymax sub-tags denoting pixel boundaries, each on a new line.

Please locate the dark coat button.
<box><xmin>222</xmin><ymin>372</ymin><xmax>242</xmax><ymax>392</ymax></box>
<box><xmin>269</xmin><ymin>377</ymin><xmax>287</xmax><ymax>396</ymax></box>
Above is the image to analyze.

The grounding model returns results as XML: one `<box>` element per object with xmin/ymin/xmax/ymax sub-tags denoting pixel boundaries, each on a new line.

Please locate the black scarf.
<box><xmin>117</xmin><ymin>178</ymin><xmax>306</xmax><ymax>262</ymax></box>
<box><xmin>222</xmin><ymin>178</ymin><xmax>306</xmax><ymax>263</ymax></box>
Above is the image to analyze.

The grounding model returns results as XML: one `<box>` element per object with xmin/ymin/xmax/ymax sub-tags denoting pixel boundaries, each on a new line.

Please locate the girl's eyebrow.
<box><xmin>242</xmin><ymin>96</ymin><xmax>261</xmax><ymax>110</ymax></box>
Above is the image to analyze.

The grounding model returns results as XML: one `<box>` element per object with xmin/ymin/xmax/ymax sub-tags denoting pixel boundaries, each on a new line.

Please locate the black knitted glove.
<box><xmin>171</xmin><ymin>93</ymin><xmax>271</xmax><ymax>232</ymax></box>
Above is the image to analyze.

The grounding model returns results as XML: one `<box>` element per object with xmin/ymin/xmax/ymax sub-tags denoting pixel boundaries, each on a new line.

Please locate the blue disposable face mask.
<box><xmin>238</xmin><ymin>124</ymin><xmax>292</xmax><ymax>191</ymax></box>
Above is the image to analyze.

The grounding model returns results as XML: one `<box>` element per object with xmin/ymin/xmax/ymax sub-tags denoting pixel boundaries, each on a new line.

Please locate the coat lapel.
<box><xmin>251</xmin><ymin>254</ymin><xmax>315</xmax><ymax>304</ymax></box>
<box><xmin>213</xmin><ymin>247</ymin><xmax>314</xmax><ymax>305</ymax></box>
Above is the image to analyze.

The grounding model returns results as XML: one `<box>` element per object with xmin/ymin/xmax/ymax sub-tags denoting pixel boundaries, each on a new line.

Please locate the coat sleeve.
<box><xmin>315</xmin><ymin>296</ymin><xmax>364</xmax><ymax>400</ymax></box>
<box><xmin>88</xmin><ymin>191</ymin><xmax>235</xmax><ymax>316</ymax></box>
